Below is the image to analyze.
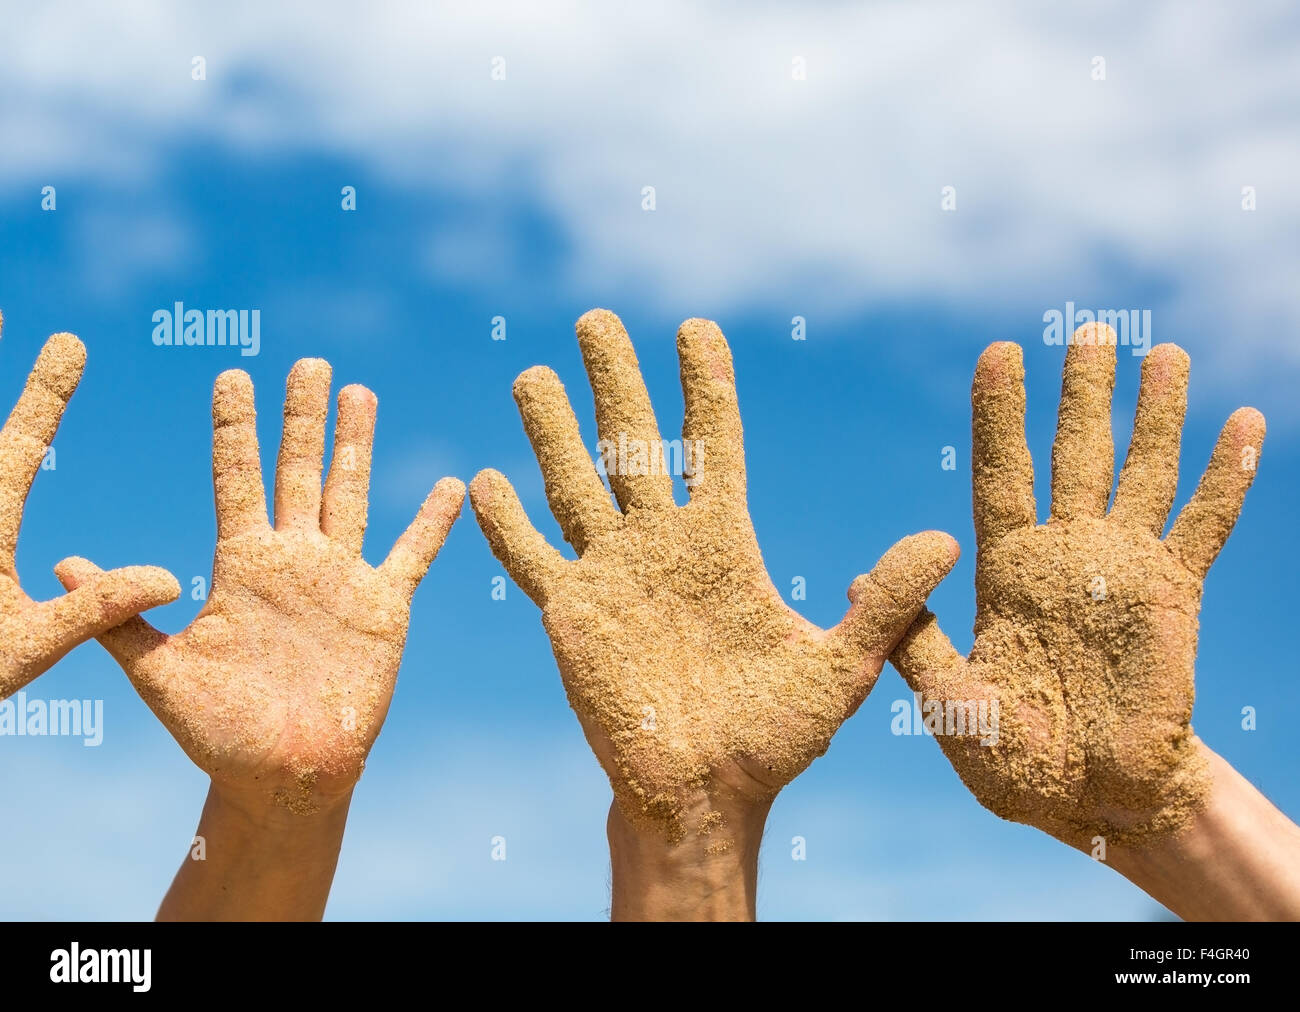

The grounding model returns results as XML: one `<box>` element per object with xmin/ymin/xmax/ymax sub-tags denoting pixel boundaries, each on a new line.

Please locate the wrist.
<box><xmin>208</xmin><ymin>779</ymin><xmax>354</xmax><ymax>835</ymax></box>
<box><xmin>1104</xmin><ymin>744</ymin><xmax>1300</xmax><ymax>920</ymax></box>
<box><xmin>607</xmin><ymin>792</ymin><xmax>770</xmax><ymax>921</ymax></box>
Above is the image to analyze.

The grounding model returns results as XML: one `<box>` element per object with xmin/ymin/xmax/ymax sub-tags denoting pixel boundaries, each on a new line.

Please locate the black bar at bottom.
<box><xmin>0</xmin><ymin>920</ymin><xmax>1288</xmax><ymax>997</ymax></box>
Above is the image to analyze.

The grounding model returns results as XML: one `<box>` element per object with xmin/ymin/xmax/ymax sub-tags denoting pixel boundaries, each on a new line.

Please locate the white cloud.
<box><xmin>2</xmin><ymin>0</ymin><xmax>1297</xmax><ymax>372</ymax></box>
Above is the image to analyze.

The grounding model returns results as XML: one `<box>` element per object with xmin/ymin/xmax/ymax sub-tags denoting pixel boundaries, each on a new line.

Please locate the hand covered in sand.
<box><xmin>892</xmin><ymin>324</ymin><xmax>1265</xmax><ymax>848</ymax></box>
<box><xmin>0</xmin><ymin>316</ymin><xmax>179</xmax><ymax>700</ymax></box>
<box><xmin>472</xmin><ymin>310</ymin><xmax>958</xmax><ymax>842</ymax></box>
<box><xmin>58</xmin><ymin>360</ymin><xmax>464</xmax><ymax>814</ymax></box>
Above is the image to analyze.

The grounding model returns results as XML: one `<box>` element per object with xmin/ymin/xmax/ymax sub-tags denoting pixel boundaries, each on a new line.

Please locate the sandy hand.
<box><xmin>892</xmin><ymin>324</ymin><xmax>1265</xmax><ymax>848</ymax></box>
<box><xmin>0</xmin><ymin>317</ymin><xmax>179</xmax><ymax>700</ymax></box>
<box><xmin>56</xmin><ymin>360</ymin><xmax>464</xmax><ymax>814</ymax></box>
<box><xmin>471</xmin><ymin>309</ymin><xmax>958</xmax><ymax>842</ymax></box>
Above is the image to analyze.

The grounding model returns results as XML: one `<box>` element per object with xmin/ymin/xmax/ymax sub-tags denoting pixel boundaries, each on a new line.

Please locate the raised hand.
<box><xmin>471</xmin><ymin>309</ymin><xmax>957</xmax><ymax>846</ymax></box>
<box><xmin>892</xmin><ymin>324</ymin><xmax>1265</xmax><ymax>849</ymax></box>
<box><xmin>1</xmin><ymin>315</ymin><xmax>178</xmax><ymax>700</ymax></box>
<box><xmin>57</xmin><ymin>360</ymin><xmax>464</xmax><ymax>815</ymax></box>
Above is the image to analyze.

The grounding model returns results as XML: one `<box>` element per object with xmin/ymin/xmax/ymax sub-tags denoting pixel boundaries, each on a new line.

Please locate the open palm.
<box><xmin>472</xmin><ymin>310</ymin><xmax>956</xmax><ymax>841</ymax></box>
<box><xmin>893</xmin><ymin>326</ymin><xmax>1265</xmax><ymax>848</ymax></box>
<box><xmin>58</xmin><ymin>360</ymin><xmax>463</xmax><ymax>813</ymax></box>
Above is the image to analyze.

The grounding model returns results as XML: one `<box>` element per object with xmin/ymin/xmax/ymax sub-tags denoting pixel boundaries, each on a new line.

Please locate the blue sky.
<box><xmin>1</xmin><ymin>1</ymin><xmax>1297</xmax><ymax>920</ymax></box>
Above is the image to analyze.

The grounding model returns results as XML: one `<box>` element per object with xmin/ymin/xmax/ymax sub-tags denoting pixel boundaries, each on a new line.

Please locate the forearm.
<box><xmin>157</xmin><ymin>783</ymin><xmax>353</xmax><ymax>921</ymax></box>
<box><xmin>1108</xmin><ymin>745</ymin><xmax>1300</xmax><ymax>921</ymax></box>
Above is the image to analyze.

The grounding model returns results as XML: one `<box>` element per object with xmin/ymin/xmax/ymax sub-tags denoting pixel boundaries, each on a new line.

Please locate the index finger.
<box><xmin>0</xmin><ymin>332</ymin><xmax>86</xmax><ymax>559</ymax></box>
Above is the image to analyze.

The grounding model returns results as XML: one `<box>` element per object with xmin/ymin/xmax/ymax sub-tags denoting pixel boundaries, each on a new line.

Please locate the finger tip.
<box><xmin>575</xmin><ymin>308</ymin><xmax>628</xmax><ymax>354</ymax></box>
<box><xmin>974</xmin><ymin>341</ymin><xmax>1024</xmax><ymax>385</ymax></box>
<box><xmin>676</xmin><ymin>317</ymin><xmax>733</xmax><ymax>383</ymax></box>
<box><xmin>286</xmin><ymin>359</ymin><xmax>334</xmax><ymax>415</ymax></box>
<box><xmin>675</xmin><ymin>316</ymin><xmax>723</xmax><ymax>346</ymax></box>
<box><xmin>908</xmin><ymin>531</ymin><xmax>961</xmax><ymax>581</ymax></box>
<box><xmin>929</xmin><ymin>530</ymin><xmax>961</xmax><ymax>565</ymax></box>
<box><xmin>100</xmin><ymin>565</ymin><xmax>181</xmax><ymax>604</ymax></box>
<box><xmin>468</xmin><ymin>468</ymin><xmax>507</xmax><ymax>505</ymax></box>
<box><xmin>45</xmin><ymin>331</ymin><xmax>86</xmax><ymax>363</ymax></box>
<box><xmin>212</xmin><ymin>370</ymin><xmax>256</xmax><ymax>425</ymax></box>
<box><xmin>1229</xmin><ymin>406</ymin><xmax>1266</xmax><ymax>443</ymax></box>
<box><xmin>1071</xmin><ymin>321</ymin><xmax>1116</xmax><ymax>342</ymax></box>
<box><xmin>36</xmin><ymin>332</ymin><xmax>87</xmax><ymax>395</ymax></box>
<box><xmin>1146</xmin><ymin>341</ymin><xmax>1189</xmax><ymax>365</ymax></box>
<box><xmin>1068</xmin><ymin>323</ymin><xmax>1119</xmax><ymax>361</ymax></box>
<box><xmin>1141</xmin><ymin>343</ymin><xmax>1191</xmax><ymax>385</ymax></box>
<box><xmin>576</xmin><ymin>307</ymin><xmax>621</xmax><ymax>332</ymax></box>
<box><xmin>338</xmin><ymin>383</ymin><xmax>377</xmax><ymax>410</ymax></box>
<box><xmin>143</xmin><ymin>567</ymin><xmax>183</xmax><ymax>603</ymax></box>
<box><xmin>290</xmin><ymin>356</ymin><xmax>332</xmax><ymax>380</ymax></box>
<box><xmin>1231</xmin><ymin>404</ymin><xmax>1266</xmax><ymax>427</ymax></box>
<box><xmin>53</xmin><ymin>555</ymin><xmax>97</xmax><ymax>587</ymax></box>
<box><xmin>512</xmin><ymin>364</ymin><xmax>560</xmax><ymax>401</ymax></box>
<box><xmin>434</xmin><ymin>475</ymin><xmax>467</xmax><ymax>507</ymax></box>
<box><xmin>888</xmin><ymin>531</ymin><xmax>962</xmax><ymax>598</ymax></box>
<box><xmin>213</xmin><ymin>368</ymin><xmax>253</xmax><ymax>397</ymax></box>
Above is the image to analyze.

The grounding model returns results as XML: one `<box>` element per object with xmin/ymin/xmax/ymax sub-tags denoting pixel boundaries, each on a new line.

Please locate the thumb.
<box><xmin>829</xmin><ymin>531</ymin><xmax>960</xmax><ymax>660</ymax></box>
<box><xmin>889</xmin><ymin>609</ymin><xmax>971</xmax><ymax>703</ymax></box>
<box><xmin>49</xmin><ymin>556</ymin><xmax>175</xmax><ymax>670</ymax></box>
